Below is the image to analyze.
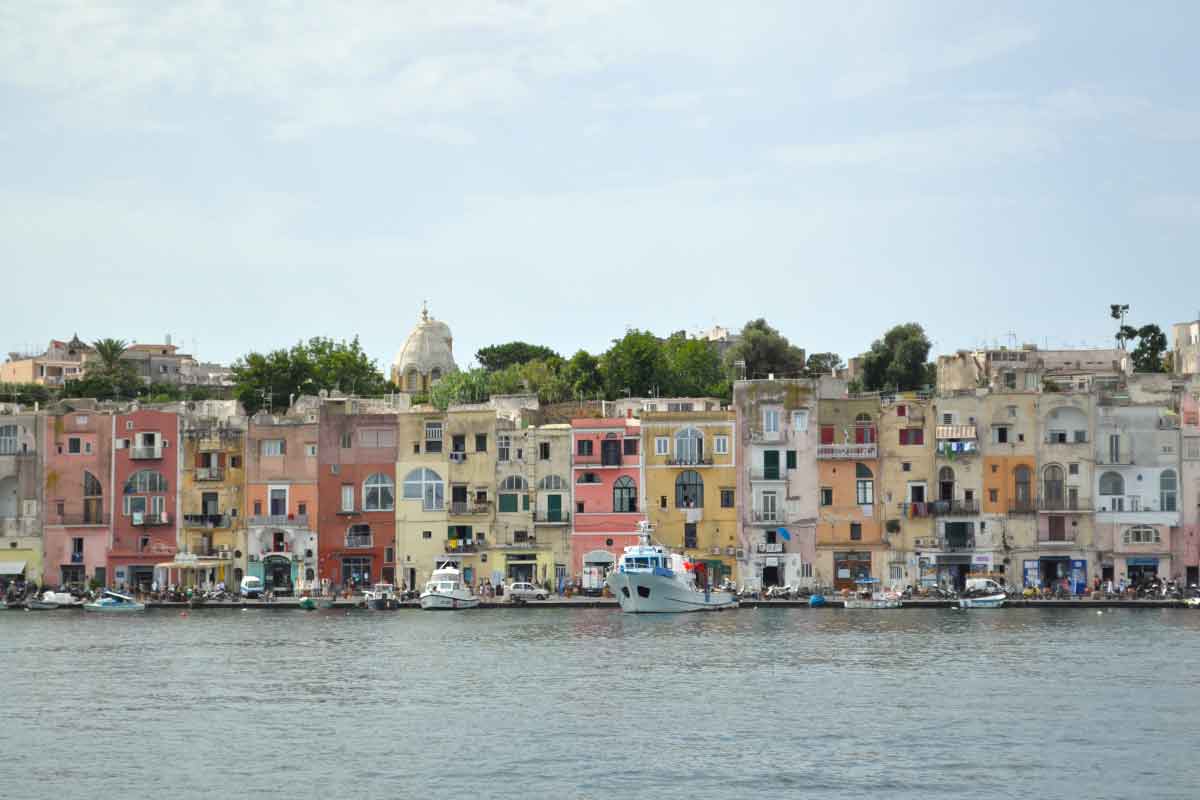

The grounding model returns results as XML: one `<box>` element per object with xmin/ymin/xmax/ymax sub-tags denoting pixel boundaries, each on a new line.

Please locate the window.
<box><xmin>792</xmin><ymin>410</ymin><xmax>809</xmax><ymax>432</ymax></box>
<box><xmin>422</xmin><ymin>530</ymin><xmax>432</xmax><ymax>540</ymax></box>
<box><xmin>850</xmin><ymin>523</ymin><xmax>862</xmax><ymax>540</ymax></box>
<box><xmin>675</xmin><ymin>427</ymin><xmax>703</xmax><ymax>465</ymax></box>
<box><xmin>613</xmin><ymin>476</ymin><xmax>637</xmax><ymax>513</ymax></box>
<box><xmin>820</xmin><ymin>425</ymin><xmax>834</xmax><ymax>445</ymax></box>
<box><xmin>1048</xmin><ymin>430</ymin><xmax>1067</xmax><ymax>444</ymax></box>
<box><xmin>890</xmin><ymin>565</ymin><xmax>904</xmax><ymax>581</ymax></box>
<box><xmin>1123</xmin><ymin>526</ymin><xmax>1160</xmax><ymax>545</ymax></box>
<box><xmin>821</xmin><ymin>487</ymin><xmax>833</xmax><ymax>506</ymax></box>
<box><xmin>763</xmin><ymin>409</ymin><xmax>780</xmax><ymax>434</ymax></box>
<box><xmin>994</xmin><ymin>426</ymin><xmax>1009</xmax><ymax>444</ymax></box>
<box><xmin>989</xmin><ymin>489</ymin><xmax>998</xmax><ymax>503</ymax></box>
<box><xmin>714</xmin><ymin>436</ymin><xmax>729</xmax><ymax>455</ymax></box>
<box><xmin>539</xmin><ymin>441</ymin><xmax>551</xmax><ymax>460</ymax></box>
<box><xmin>896</xmin><ymin>404</ymin><xmax>907</xmax><ymax>417</ymax></box>
<box><xmin>786</xmin><ymin>450</ymin><xmax>797</xmax><ymax>470</ymax></box>
<box><xmin>659</xmin><ymin>496</ymin><xmax>667</xmax><ymax>509</ymax></box>
<box><xmin>0</xmin><ymin>425</ymin><xmax>15</xmax><ymax>455</ymax></box>
<box><xmin>622</xmin><ymin>438</ymin><xmax>638</xmax><ymax>456</ymax></box>
<box><xmin>899</xmin><ymin>428</ymin><xmax>924</xmax><ymax>446</ymax></box>
<box><xmin>341</xmin><ymin>484</ymin><xmax>354</xmax><ymax>512</ymax></box>
<box><xmin>499</xmin><ymin>475</ymin><xmax>527</xmax><ymax>513</ymax></box>
<box><xmin>1048</xmin><ymin>515</ymin><xmax>1066</xmax><ymax>541</ymax></box>
<box><xmin>68</xmin><ymin>437</ymin><xmax>81</xmax><ymax>454</ymax></box>
<box><xmin>655</xmin><ymin>437</ymin><xmax>669</xmax><ymax>456</ymax></box>
<box><xmin>675</xmin><ymin>470</ymin><xmax>704</xmax><ymax>508</ymax></box>
<box><xmin>1014</xmin><ymin>466</ymin><xmax>1031</xmax><ymax>505</ymax></box>
<box><xmin>1161</xmin><ymin>470</ymin><xmax>1177</xmax><ymax>512</ymax></box>
<box><xmin>684</xmin><ymin>523</ymin><xmax>698</xmax><ymax>549</ymax></box>
<box><xmin>498</xmin><ymin>434</ymin><xmax>512</xmax><ymax>462</ymax></box>
<box><xmin>261</xmin><ymin>439</ymin><xmax>284</xmax><ymax>456</ymax></box>
<box><xmin>475</xmin><ymin>434</ymin><xmax>487</xmax><ymax>452</ymax></box>
<box><xmin>403</xmin><ymin>469</ymin><xmax>444</xmax><ymax>511</ymax></box>
<box><xmin>425</xmin><ymin>422</ymin><xmax>443</xmax><ymax>454</ymax></box>
<box><xmin>451</xmin><ymin>434</ymin><xmax>466</xmax><ymax>453</ymax></box>
<box><xmin>576</xmin><ymin>472</ymin><xmax>599</xmax><ymax>484</ymax></box>
<box><xmin>1099</xmin><ymin>471</ymin><xmax>1124</xmax><ymax>496</ymax></box>
<box><xmin>855</xmin><ymin>463</ymin><xmax>873</xmax><ymax>505</ymax></box>
<box><xmin>577</xmin><ymin>439</ymin><xmax>594</xmax><ymax>457</ymax></box>
<box><xmin>1069</xmin><ymin>463</ymin><xmax>1079</xmax><ymax>476</ymax></box>
<box><xmin>124</xmin><ymin>470</ymin><xmax>167</xmax><ymax>494</ymax></box>
<box><xmin>853</xmin><ymin>414</ymin><xmax>876</xmax><ymax>444</ymax></box>
<box><xmin>346</xmin><ymin>524</ymin><xmax>372</xmax><ymax>548</ymax></box>
<box><xmin>1073</xmin><ymin>429</ymin><xmax>1087</xmax><ymax>443</ymax></box>
<box><xmin>1108</xmin><ymin>434</ymin><xmax>1120</xmax><ymax>463</ymax></box>
<box><xmin>942</xmin><ymin>412</ymin><xmax>955</xmax><ymax>426</ymax></box>
<box><xmin>902</xmin><ymin>462</ymin><xmax>911</xmax><ymax>472</ymax></box>
<box><xmin>1007</xmin><ymin>405</ymin><xmax>1017</xmax><ymax>418</ymax></box>
<box><xmin>341</xmin><ymin>557</ymin><xmax>372</xmax><ymax>585</ymax></box>
<box><xmin>305</xmin><ymin>444</ymin><xmax>318</xmax><ymax>457</ymax></box>
<box><xmin>720</xmin><ymin>488</ymin><xmax>734</xmax><ymax>508</ymax></box>
<box><xmin>363</xmin><ymin>473</ymin><xmax>395</xmax><ymax>511</ymax></box>
<box><xmin>340</xmin><ymin>432</ymin><xmax>352</xmax><ymax>449</ymax></box>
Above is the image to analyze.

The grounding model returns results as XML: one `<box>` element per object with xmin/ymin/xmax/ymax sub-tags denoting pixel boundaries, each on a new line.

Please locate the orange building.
<box><xmin>816</xmin><ymin>396</ymin><xmax>884</xmax><ymax>590</ymax></box>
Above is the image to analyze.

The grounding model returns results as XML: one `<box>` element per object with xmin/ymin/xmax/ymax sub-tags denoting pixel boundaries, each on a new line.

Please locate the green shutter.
<box><xmin>763</xmin><ymin>450</ymin><xmax>780</xmax><ymax>480</ymax></box>
<box><xmin>786</xmin><ymin>450</ymin><xmax>797</xmax><ymax>470</ymax></box>
<box><xmin>499</xmin><ymin>494</ymin><xmax>518</xmax><ymax>513</ymax></box>
<box><xmin>522</xmin><ymin>494</ymin><xmax>530</xmax><ymax>511</ymax></box>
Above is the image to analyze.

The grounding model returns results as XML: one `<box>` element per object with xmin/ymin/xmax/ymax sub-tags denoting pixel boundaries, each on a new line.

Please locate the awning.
<box><xmin>1126</xmin><ymin>557</ymin><xmax>1160</xmax><ymax>566</ymax></box>
<box><xmin>155</xmin><ymin>559</ymin><xmax>231</xmax><ymax>570</ymax></box>
<box><xmin>583</xmin><ymin>550</ymin><xmax>615</xmax><ymax>565</ymax></box>
<box><xmin>0</xmin><ymin>561</ymin><xmax>27</xmax><ymax>576</ymax></box>
<box><xmin>936</xmin><ymin>425</ymin><xmax>977</xmax><ymax>440</ymax></box>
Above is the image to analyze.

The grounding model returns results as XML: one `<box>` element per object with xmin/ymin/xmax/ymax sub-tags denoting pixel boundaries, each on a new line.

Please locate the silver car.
<box><xmin>507</xmin><ymin>581</ymin><xmax>549</xmax><ymax>601</ymax></box>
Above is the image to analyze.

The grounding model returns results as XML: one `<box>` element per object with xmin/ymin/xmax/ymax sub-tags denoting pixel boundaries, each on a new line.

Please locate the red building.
<box><xmin>570</xmin><ymin>417</ymin><xmax>644</xmax><ymax>584</ymax></box>
<box><xmin>109</xmin><ymin>408</ymin><xmax>179</xmax><ymax>592</ymax></box>
<box><xmin>317</xmin><ymin>403</ymin><xmax>397</xmax><ymax>588</ymax></box>
<box><xmin>43</xmin><ymin>410</ymin><xmax>113</xmax><ymax>587</ymax></box>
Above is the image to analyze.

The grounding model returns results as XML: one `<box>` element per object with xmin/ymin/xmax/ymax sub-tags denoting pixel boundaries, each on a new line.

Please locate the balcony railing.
<box><xmin>450</xmin><ymin>501</ymin><xmax>491</xmax><ymax>515</ymax></box>
<box><xmin>817</xmin><ymin>443</ymin><xmax>877</xmax><ymax>460</ymax></box>
<box><xmin>445</xmin><ymin>539</ymin><xmax>481</xmax><ymax>553</ymax></box>
<box><xmin>195</xmin><ymin>467</ymin><xmax>225</xmax><ymax>481</ymax></box>
<box><xmin>1044</xmin><ymin>437</ymin><xmax>1089</xmax><ymax>445</ymax></box>
<box><xmin>492</xmin><ymin>538</ymin><xmax>551</xmax><ymax>550</ymax></box>
<box><xmin>182</xmin><ymin>513</ymin><xmax>231</xmax><ymax>528</ymax></box>
<box><xmin>131</xmin><ymin>512</ymin><xmax>172</xmax><ymax>527</ymax></box>
<box><xmin>897</xmin><ymin>502</ymin><xmax>932</xmax><ymax>518</ymax></box>
<box><xmin>1096</xmin><ymin>502</ymin><xmax>1179</xmax><ymax>514</ymax></box>
<box><xmin>756</xmin><ymin>542</ymin><xmax>784</xmax><ymax>554</ymax></box>
<box><xmin>749</xmin><ymin>468</ymin><xmax>786</xmax><ymax>481</ymax></box>
<box><xmin>345</xmin><ymin>535</ymin><xmax>373</xmax><ymax>549</ymax></box>
<box><xmin>748</xmin><ymin>427</ymin><xmax>785</xmax><ymax>444</ymax></box>
<box><xmin>1008</xmin><ymin>499</ymin><xmax>1037</xmax><ymax>514</ymax></box>
<box><xmin>1037</xmin><ymin>496</ymin><xmax>1092</xmax><ymax>511</ymax></box>
<box><xmin>930</xmin><ymin>499</ymin><xmax>980</xmax><ymax>516</ymax></box>
<box><xmin>666</xmin><ymin>457</ymin><xmax>715</xmax><ymax>467</ymax></box>
<box><xmin>533</xmin><ymin>510</ymin><xmax>570</xmax><ymax>523</ymax></box>
<box><xmin>47</xmin><ymin>513</ymin><xmax>110</xmax><ymax>526</ymax></box>
<box><xmin>938</xmin><ymin>536</ymin><xmax>975</xmax><ymax>552</ymax></box>
<box><xmin>248</xmin><ymin>514</ymin><xmax>310</xmax><ymax>527</ymax></box>
<box><xmin>70</xmin><ymin>551</ymin><xmax>85</xmax><ymax>564</ymax></box>
<box><xmin>130</xmin><ymin>445</ymin><xmax>163</xmax><ymax>460</ymax></box>
<box><xmin>1038</xmin><ymin>532</ymin><xmax>1077</xmax><ymax>546</ymax></box>
<box><xmin>751</xmin><ymin>510</ymin><xmax>780</xmax><ymax>524</ymax></box>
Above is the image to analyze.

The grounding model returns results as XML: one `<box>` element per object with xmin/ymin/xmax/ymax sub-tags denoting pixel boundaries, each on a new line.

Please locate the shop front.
<box><xmin>1124</xmin><ymin>556</ymin><xmax>1160</xmax><ymax>585</ymax></box>
<box><xmin>833</xmin><ymin>551</ymin><xmax>872</xmax><ymax>590</ymax></box>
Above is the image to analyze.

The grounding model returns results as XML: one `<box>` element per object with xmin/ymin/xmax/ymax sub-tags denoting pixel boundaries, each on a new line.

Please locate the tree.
<box><xmin>1130</xmin><ymin>324</ymin><xmax>1168</xmax><ymax>373</ymax></box>
<box><xmin>63</xmin><ymin>338</ymin><xmax>141</xmax><ymax>400</ymax></box>
<box><xmin>1111</xmin><ymin>303</ymin><xmax>1131</xmax><ymax>348</ymax></box>
<box><xmin>232</xmin><ymin>336</ymin><xmax>388</xmax><ymax>414</ymax></box>
<box><xmin>725</xmin><ymin>319</ymin><xmax>806</xmax><ymax>379</ymax></box>
<box><xmin>599</xmin><ymin>329</ymin><xmax>671</xmax><ymax>399</ymax></box>
<box><xmin>804</xmin><ymin>352</ymin><xmax>844</xmax><ymax>377</ymax></box>
<box><xmin>475</xmin><ymin>342</ymin><xmax>560</xmax><ymax>372</ymax></box>
<box><xmin>518</xmin><ymin>359</ymin><xmax>570</xmax><ymax>404</ymax></box>
<box><xmin>305</xmin><ymin>336</ymin><xmax>390</xmax><ymax>396</ymax></box>
<box><xmin>559</xmin><ymin>350</ymin><xmax>602</xmax><ymax>399</ymax></box>
<box><xmin>429</xmin><ymin>368</ymin><xmax>491</xmax><ymax>410</ymax></box>
<box><xmin>860</xmin><ymin>323</ymin><xmax>933</xmax><ymax>392</ymax></box>
<box><xmin>486</xmin><ymin>364</ymin><xmax>526</xmax><ymax>396</ymax></box>
<box><xmin>663</xmin><ymin>333</ymin><xmax>726</xmax><ymax>397</ymax></box>
<box><xmin>0</xmin><ymin>382</ymin><xmax>51</xmax><ymax>406</ymax></box>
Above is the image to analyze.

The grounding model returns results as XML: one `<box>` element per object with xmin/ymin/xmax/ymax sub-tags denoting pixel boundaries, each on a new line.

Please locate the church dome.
<box><xmin>392</xmin><ymin>305</ymin><xmax>457</xmax><ymax>391</ymax></box>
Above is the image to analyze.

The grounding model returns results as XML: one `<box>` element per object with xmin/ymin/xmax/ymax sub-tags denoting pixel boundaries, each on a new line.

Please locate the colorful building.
<box><xmin>395</xmin><ymin>408</ymin><xmax>453</xmax><ymax>591</ymax></box>
<box><xmin>177</xmin><ymin>402</ymin><xmax>246</xmax><ymax>588</ymax></box>
<box><xmin>109</xmin><ymin>407</ymin><xmax>180</xmax><ymax>592</ymax></box>
<box><xmin>42</xmin><ymin>408</ymin><xmax>111</xmax><ymax>587</ymax></box>
<box><xmin>570</xmin><ymin>417</ymin><xmax>643</xmax><ymax>587</ymax></box>
<box><xmin>928</xmin><ymin>395</ymin><xmax>985</xmax><ymax>587</ymax></box>
<box><xmin>1177</xmin><ymin>390</ymin><xmax>1200</xmax><ymax>585</ymax></box>
<box><xmin>526</xmin><ymin>424</ymin><xmax>572</xmax><ymax>591</ymax></box>
<box><xmin>642</xmin><ymin>410</ymin><xmax>738</xmax><ymax>584</ymax></box>
<box><xmin>879</xmin><ymin>394</ymin><xmax>935</xmax><ymax>588</ymax></box>
<box><xmin>245</xmin><ymin>404</ymin><xmax>319</xmax><ymax>594</ymax></box>
<box><xmin>816</xmin><ymin>395</ymin><xmax>883</xmax><ymax>590</ymax></box>
<box><xmin>0</xmin><ymin>410</ymin><xmax>44</xmax><ymax>586</ymax></box>
<box><xmin>978</xmin><ymin>393</ymin><xmax>1038</xmax><ymax>589</ymax></box>
<box><xmin>733</xmin><ymin>379</ymin><xmax>818</xmax><ymax>591</ymax></box>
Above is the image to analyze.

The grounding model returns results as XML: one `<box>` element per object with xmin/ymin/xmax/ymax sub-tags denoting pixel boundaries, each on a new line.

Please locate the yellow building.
<box><xmin>178</xmin><ymin>410</ymin><xmax>246</xmax><ymax>587</ymax></box>
<box><xmin>878</xmin><ymin>395</ymin><xmax>935</xmax><ymax>587</ymax></box>
<box><xmin>642</xmin><ymin>410</ymin><xmax>739</xmax><ymax>583</ymax></box>
<box><xmin>395</xmin><ymin>408</ymin><xmax>453</xmax><ymax>591</ymax></box>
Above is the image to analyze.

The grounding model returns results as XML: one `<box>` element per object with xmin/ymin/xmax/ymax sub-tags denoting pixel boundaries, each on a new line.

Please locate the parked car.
<box><xmin>240</xmin><ymin>576</ymin><xmax>264</xmax><ymax>599</ymax></box>
<box><xmin>507</xmin><ymin>582</ymin><xmax>549</xmax><ymax>601</ymax></box>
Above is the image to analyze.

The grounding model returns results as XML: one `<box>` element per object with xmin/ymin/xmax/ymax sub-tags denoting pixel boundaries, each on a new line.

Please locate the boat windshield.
<box><xmin>624</xmin><ymin>556</ymin><xmax>661</xmax><ymax>571</ymax></box>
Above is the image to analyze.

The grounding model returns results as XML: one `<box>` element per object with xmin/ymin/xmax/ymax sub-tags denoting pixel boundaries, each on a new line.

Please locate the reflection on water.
<box><xmin>2</xmin><ymin>608</ymin><xmax>1199</xmax><ymax>799</ymax></box>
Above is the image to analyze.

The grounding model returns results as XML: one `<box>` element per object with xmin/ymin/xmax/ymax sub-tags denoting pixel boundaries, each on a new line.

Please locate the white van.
<box><xmin>240</xmin><ymin>576</ymin><xmax>264</xmax><ymax>599</ymax></box>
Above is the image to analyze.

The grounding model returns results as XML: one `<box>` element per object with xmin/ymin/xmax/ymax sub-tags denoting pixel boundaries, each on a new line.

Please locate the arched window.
<box><xmin>124</xmin><ymin>470</ymin><xmax>167</xmax><ymax>494</ymax></box>
<box><xmin>1043</xmin><ymin>464</ymin><xmax>1064</xmax><ymax>506</ymax></box>
<box><xmin>538</xmin><ymin>475</ymin><xmax>567</xmax><ymax>491</ymax></box>
<box><xmin>675</xmin><ymin>470</ymin><xmax>703</xmax><ymax>508</ymax></box>
<box><xmin>937</xmin><ymin>466</ymin><xmax>954</xmax><ymax>502</ymax></box>
<box><xmin>613</xmin><ymin>476</ymin><xmax>637</xmax><ymax>513</ymax></box>
<box><xmin>363</xmin><ymin>473</ymin><xmax>394</xmax><ymax>511</ymax></box>
<box><xmin>83</xmin><ymin>471</ymin><xmax>103</xmax><ymax>497</ymax></box>
<box><xmin>675</xmin><ymin>427</ymin><xmax>703</xmax><ymax>465</ymax></box>
<box><xmin>347</xmin><ymin>523</ymin><xmax>372</xmax><ymax>547</ymax></box>
<box><xmin>1014</xmin><ymin>465</ymin><xmax>1031</xmax><ymax>504</ymax></box>
<box><xmin>854</xmin><ymin>413</ymin><xmax>876</xmax><ymax>444</ymax></box>
<box><xmin>1099</xmin><ymin>471</ymin><xmax>1124</xmax><ymax>496</ymax></box>
<box><xmin>402</xmin><ymin>468</ymin><xmax>443</xmax><ymax>511</ymax></box>
<box><xmin>83</xmin><ymin>470</ymin><xmax>104</xmax><ymax>524</ymax></box>
<box><xmin>1161</xmin><ymin>470</ymin><xmax>1178</xmax><ymax>512</ymax></box>
<box><xmin>855</xmin><ymin>462</ymin><xmax>874</xmax><ymax>505</ymax></box>
<box><xmin>1123</xmin><ymin>525</ymin><xmax>1160</xmax><ymax>545</ymax></box>
<box><xmin>499</xmin><ymin>475</ymin><xmax>527</xmax><ymax>513</ymax></box>
<box><xmin>406</xmin><ymin>369</ymin><xmax>420</xmax><ymax>392</ymax></box>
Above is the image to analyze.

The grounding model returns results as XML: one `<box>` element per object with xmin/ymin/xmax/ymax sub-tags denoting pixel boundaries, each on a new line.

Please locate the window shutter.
<box><xmin>522</xmin><ymin>494</ymin><xmax>530</xmax><ymax>511</ymax></box>
<box><xmin>786</xmin><ymin>450</ymin><xmax>797</xmax><ymax>470</ymax></box>
<box><xmin>280</xmin><ymin>439</ymin><xmax>287</xmax><ymax>455</ymax></box>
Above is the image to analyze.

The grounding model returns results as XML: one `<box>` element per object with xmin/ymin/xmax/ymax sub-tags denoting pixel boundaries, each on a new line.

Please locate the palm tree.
<box><xmin>91</xmin><ymin>338</ymin><xmax>128</xmax><ymax>373</ymax></box>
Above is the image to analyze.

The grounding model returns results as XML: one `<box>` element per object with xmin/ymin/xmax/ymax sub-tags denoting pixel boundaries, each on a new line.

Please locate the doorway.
<box><xmin>1188</xmin><ymin>566</ymin><xmax>1199</xmax><ymax>588</ymax></box>
<box><xmin>762</xmin><ymin>565</ymin><xmax>781</xmax><ymax>587</ymax></box>
<box><xmin>264</xmin><ymin>556</ymin><xmax>293</xmax><ymax>595</ymax></box>
<box><xmin>547</xmin><ymin>494</ymin><xmax>562</xmax><ymax>522</ymax></box>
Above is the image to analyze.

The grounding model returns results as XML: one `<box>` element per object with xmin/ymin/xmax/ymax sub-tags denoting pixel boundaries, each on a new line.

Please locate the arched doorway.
<box><xmin>938</xmin><ymin>467</ymin><xmax>954</xmax><ymax>503</ymax></box>
<box><xmin>262</xmin><ymin>555</ymin><xmax>293</xmax><ymax>596</ymax></box>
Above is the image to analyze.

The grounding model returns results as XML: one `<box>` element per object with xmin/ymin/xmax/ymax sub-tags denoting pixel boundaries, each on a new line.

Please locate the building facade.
<box><xmin>1178</xmin><ymin>389</ymin><xmax>1200</xmax><ymax>585</ymax></box>
<box><xmin>0</xmin><ymin>410</ymin><xmax>43</xmax><ymax>586</ymax></box>
<box><xmin>178</xmin><ymin>402</ymin><xmax>246</xmax><ymax>587</ymax></box>
<box><xmin>570</xmin><ymin>417</ymin><xmax>644</xmax><ymax>588</ymax></box>
<box><xmin>879</xmin><ymin>395</ymin><xmax>935</xmax><ymax>588</ymax></box>
<box><xmin>42</xmin><ymin>409</ymin><xmax>111</xmax><ymax>587</ymax></box>
<box><xmin>816</xmin><ymin>396</ymin><xmax>883</xmax><ymax>590</ymax></box>
<box><xmin>109</xmin><ymin>408</ymin><xmax>180</xmax><ymax>592</ymax></box>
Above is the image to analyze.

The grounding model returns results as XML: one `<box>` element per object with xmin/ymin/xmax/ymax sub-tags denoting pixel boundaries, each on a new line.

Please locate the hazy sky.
<box><xmin>4</xmin><ymin>1</ymin><xmax>1199</xmax><ymax>373</ymax></box>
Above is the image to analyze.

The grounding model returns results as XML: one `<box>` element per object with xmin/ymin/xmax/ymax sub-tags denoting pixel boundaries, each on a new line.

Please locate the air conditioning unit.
<box><xmin>725</xmin><ymin>547</ymin><xmax>735</xmax><ymax>556</ymax></box>
<box><xmin>711</xmin><ymin>547</ymin><xmax>721</xmax><ymax>555</ymax></box>
<box><xmin>735</xmin><ymin>548</ymin><xmax>745</xmax><ymax>559</ymax></box>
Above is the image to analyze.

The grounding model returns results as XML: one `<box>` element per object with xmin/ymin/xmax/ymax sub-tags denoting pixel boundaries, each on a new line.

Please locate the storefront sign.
<box><xmin>837</xmin><ymin>568</ymin><xmax>850</xmax><ymax>579</ymax></box>
<box><xmin>971</xmin><ymin>554</ymin><xmax>993</xmax><ymax>569</ymax></box>
<box><xmin>1023</xmin><ymin>560</ymin><xmax>1039</xmax><ymax>588</ymax></box>
<box><xmin>1126</xmin><ymin>557</ymin><xmax>1159</xmax><ymax>567</ymax></box>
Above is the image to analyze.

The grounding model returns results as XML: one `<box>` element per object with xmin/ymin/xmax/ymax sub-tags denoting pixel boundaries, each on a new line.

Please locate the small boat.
<box><xmin>958</xmin><ymin>577</ymin><xmax>1008</xmax><ymax>609</ymax></box>
<box><xmin>363</xmin><ymin>583</ymin><xmax>398</xmax><ymax>610</ymax></box>
<box><xmin>605</xmin><ymin>521</ymin><xmax>738</xmax><ymax>613</ymax></box>
<box><xmin>1185</xmin><ymin>597</ymin><xmax>1200</xmax><ymax>608</ymax></box>
<box><xmin>843</xmin><ymin>578</ymin><xmax>903</xmax><ymax>609</ymax></box>
<box><xmin>297</xmin><ymin>596</ymin><xmax>317</xmax><ymax>611</ymax></box>
<box><xmin>420</xmin><ymin>565</ymin><xmax>480</xmax><ymax>610</ymax></box>
<box><xmin>83</xmin><ymin>590</ymin><xmax>146</xmax><ymax>613</ymax></box>
<box><xmin>808</xmin><ymin>594</ymin><xmax>827</xmax><ymax>607</ymax></box>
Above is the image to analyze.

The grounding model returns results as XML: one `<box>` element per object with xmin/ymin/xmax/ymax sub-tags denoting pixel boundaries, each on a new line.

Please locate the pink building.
<box><xmin>570</xmin><ymin>417</ymin><xmax>643</xmax><ymax>586</ymax></box>
<box><xmin>43</xmin><ymin>410</ymin><xmax>113</xmax><ymax>587</ymax></box>
<box><xmin>1177</xmin><ymin>392</ymin><xmax>1200</xmax><ymax>586</ymax></box>
<box><xmin>109</xmin><ymin>408</ymin><xmax>180</xmax><ymax>591</ymax></box>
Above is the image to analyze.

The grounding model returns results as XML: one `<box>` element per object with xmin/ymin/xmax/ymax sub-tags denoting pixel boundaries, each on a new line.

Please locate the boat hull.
<box><xmin>959</xmin><ymin>594</ymin><xmax>1006</xmax><ymax>609</ymax></box>
<box><xmin>419</xmin><ymin>591</ymin><xmax>480</xmax><ymax>610</ymax></box>
<box><xmin>606</xmin><ymin>571</ymin><xmax>738</xmax><ymax>613</ymax></box>
<box><xmin>27</xmin><ymin>601</ymin><xmax>63</xmax><ymax>610</ymax></box>
<box><xmin>844</xmin><ymin>598</ymin><xmax>903</xmax><ymax>609</ymax></box>
<box><xmin>83</xmin><ymin>602</ymin><xmax>146</xmax><ymax>613</ymax></box>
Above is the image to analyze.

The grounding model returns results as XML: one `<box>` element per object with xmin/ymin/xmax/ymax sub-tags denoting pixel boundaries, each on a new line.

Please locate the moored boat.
<box><xmin>419</xmin><ymin>565</ymin><xmax>479</xmax><ymax>610</ymax></box>
<box><xmin>843</xmin><ymin>578</ymin><xmax>903</xmax><ymax>609</ymax></box>
<box><xmin>83</xmin><ymin>590</ymin><xmax>146</xmax><ymax>613</ymax></box>
<box><xmin>297</xmin><ymin>596</ymin><xmax>317</xmax><ymax>610</ymax></box>
<box><xmin>605</xmin><ymin>522</ymin><xmax>738</xmax><ymax>613</ymax></box>
<box><xmin>363</xmin><ymin>583</ymin><xmax>398</xmax><ymax>610</ymax></box>
<box><xmin>958</xmin><ymin>577</ymin><xmax>1008</xmax><ymax>609</ymax></box>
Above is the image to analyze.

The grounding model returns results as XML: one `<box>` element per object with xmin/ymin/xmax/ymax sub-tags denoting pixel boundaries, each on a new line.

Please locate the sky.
<box><xmin>3</xmin><ymin>1</ymin><xmax>1199</xmax><ymax>374</ymax></box>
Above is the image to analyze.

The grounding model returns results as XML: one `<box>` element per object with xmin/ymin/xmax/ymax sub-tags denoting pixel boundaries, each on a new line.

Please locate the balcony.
<box><xmin>1044</xmin><ymin>436</ymin><xmax>1088</xmax><ymax>446</ymax></box>
<box><xmin>748</xmin><ymin>427</ymin><xmax>785</xmax><ymax>444</ymax></box>
<box><xmin>195</xmin><ymin>467</ymin><xmax>225</xmax><ymax>481</ymax></box>
<box><xmin>70</xmin><ymin>551</ymin><xmax>85</xmax><ymax>564</ymax></box>
<box><xmin>1038</xmin><ymin>531</ymin><xmax>1077</xmax><ymax>547</ymax></box>
<box><xmin>248</xmin><ymin>514</ymin><xmax>310</xmax><ymax>528</ymax></box>
<box><xmin>345</xmin><ymin>535</ymin><xmax>373</xmax><ymax>549</ymax></box>
<box><xmin>817</xmin><ymin>443</ymin><xmax>877</xmax><ymax>460</ymax></box>
<box><xmin>666</xmin><ymin>457</ymin><xmax>715</xmax><ymax>467</ymax></box>
<box><xmin>450</xmin><ymin>501</ymin><xmax>491</xmax><ymax>515</ymax></box>
<box><xmin>751</xmin><ymin>510</ymin><xmax>780</xmax><ymax>525</ymax></box>
<box><xmin>938</xmin><ymin>535</ymin><xmax>975</xmax><ymax>552</ymax></box>
<box><xmin>491</xmin><ymin>537</ymin><xmax>552</xmax><ymax>550</ymax></box>
<box><xmin>930</xmin><ymin>499</ymin><xmax>980</xmax><ymax>516</ymax></box>
<box><xmin>448</xmin><ymin>451</ymin><xmax>468</xmax><ymax>463</ymax></box>
<box><xmin>130</xmin><ymin>445</ymin><xmax>163</xmax><ymax>460</ymax></box>
<box><xmin>897</xmin><ymin>502</ymin><xmax>932</xmax><ymax>518</ymax></box>
<box><xmin>935</xmin><ymin>425</ymin><xmax>977</xmax><ymax>441</ymax></box>
<box><xmin>47</xmin><ymin>513</ymin><xmax>110</xmax><ymax>526</ymax></box>
<box><xmin>749</xmin><ymin>468</ymin><xmax>786</xmax><ymax>481</ymax></box>
<box><xmin>1037</xmin><ymin>495</ymin><xmax>1092</xmax><ymax>512</ymax></box>
<box><xmin>131</xmin><ymin>511</ymin><xmax>172</xmax><ymax>527</ymax></box>
<box><xmin>182</xmin><ymin>513</ymin><xmax>231</xmax><ymax>528</ymax></box>
<box><xmin>445</xmin><ymin>539</ymin><xmax>481</xmax><ymax>553</ymax></box>
<box><xmin>533</xmin><ymin>510</ymin><xmax>570</xmax><ymax>524</ymax></box>
<box><xmin>1008</xmin><ymin>499</ymin><xmax>1037</xmax><ymax>515</ymax></box>
<box><xmin>756</xmin><ymin>542</ymin><xmax>784</xmax><ymax>554</ymax></box>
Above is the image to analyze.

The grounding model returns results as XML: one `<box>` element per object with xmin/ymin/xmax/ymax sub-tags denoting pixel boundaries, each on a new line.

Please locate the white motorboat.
<box><xmin>419</xmin><ymin>566</ymin><xmax>479</xmax><ymax>610</ymax></box>
<box><xmin>958</xmin><ymin>577</ymin><xmax>1007</xmax><ymax>609</ymax></box>
<box><xmin>363</xmin><ymin>583</ymin><xmax>398</xmax><ymax>610</ymax></box>
<box><xmin>83</xmin><ymin>590</ymin><xmax>146</xmax><ymax>613</ymax></box>
<box><xmin>843</xmin><ymin>578</ymin><xmax>903</xmax><ymax>609</ymax></box>
<box><xmin>605</xmin><ymin>522</ymin><xmax>738</xmax><ymax>613</ymax></box>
